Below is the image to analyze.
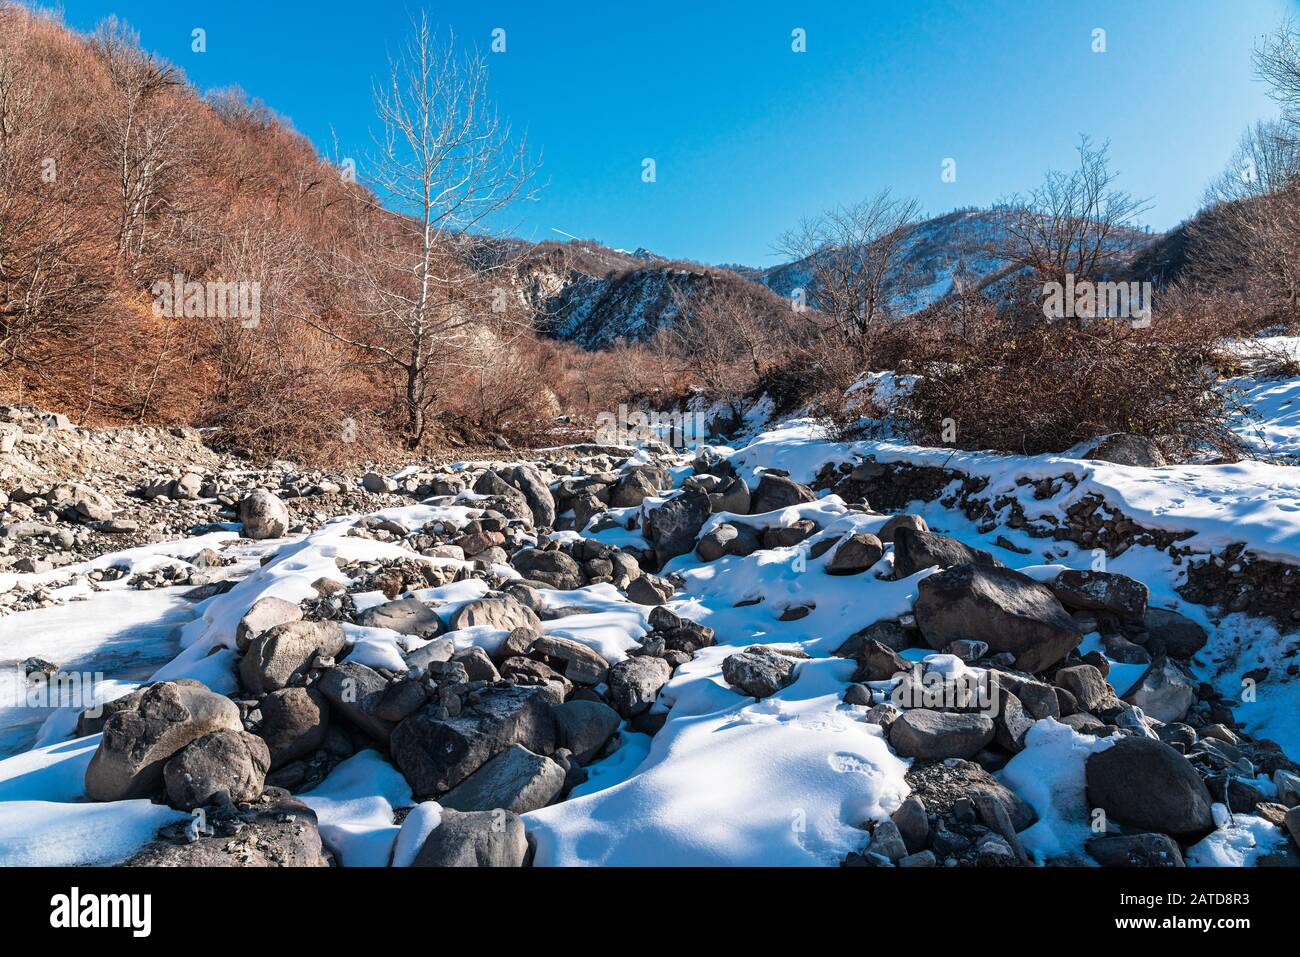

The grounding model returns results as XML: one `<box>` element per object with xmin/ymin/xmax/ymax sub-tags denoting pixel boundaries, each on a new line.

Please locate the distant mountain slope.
<box><xmin>503</xmin><ymin>240</ymin><xmax>795</xmax><ymax>349</ymax></box>
<box><xmin>757</xmin><ymin>207</ymin><xmax>1160</xmax><ymax>310</ymax></box>
<box><xmin>502</xmin><ymin>207</ymin><xmax>1169</xmax><ymax>349</ymax></box>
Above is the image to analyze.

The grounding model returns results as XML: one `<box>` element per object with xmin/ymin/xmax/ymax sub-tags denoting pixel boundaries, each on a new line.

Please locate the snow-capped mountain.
<box><xmin>504</xmin><ymin>240</ymin><xmax>792</xmax><ymax>349</ymax></box>
<box><xmin>508</xmin><ymin>209</ymin><xmax>1162</xmax><ymax>350</ymax></box>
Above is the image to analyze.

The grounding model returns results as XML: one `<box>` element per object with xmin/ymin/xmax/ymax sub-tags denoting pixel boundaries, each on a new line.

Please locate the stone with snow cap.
<box><xmin>236</xmin><ymin>596</ymin><xmax>303</xmax><ymax>652</ymax></box>
<box><xmin>892</xmin><ymin>527</ymin><xmax>1001</xmax><ymax>579</ymax></box>
<box><xmin>914</xmin><ymin>563</ymin><xmax>1081</xmax><ymax>673</ymax></box>
<box><xmin>721</xmin><ymin>648</ymin><xmax>799</xmax><ymax>698</ymax></box>
<box><xmin>1049</xmin><ymin>569</ymin><xmax>1148</xmax><ymax>620</ymax></box>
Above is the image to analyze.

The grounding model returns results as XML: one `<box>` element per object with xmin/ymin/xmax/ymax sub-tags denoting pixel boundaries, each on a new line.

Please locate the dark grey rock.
<box><xmin>749</xmin><ymin>474</ymin><xmax>816</xmax><ymax>513</ymax></box>
<box><xmin>240</xmin><ymin>620</ymin><xmax>347</xmax><ymax>696</ymax></box>
<box><xmin>391</xmin><ymin>684</ymin><xmax>561</xmax><ymax>797</ymax></box>
<box><xmin>438</xmin><ymin>743</ymin><xmax>565</xmax><ymax>813</ymax></box>
<box><xmin>163</xmin><ymin>729</ymin><xmax>270</xmax><ymax>810</ymax></box>
<box><xmin>888</xmin><ymin>710</ymin><xmax>995</xmax><ymax>760</ymax></box>
<box><xmin>721</xmin><ymin>649</ymin><xmax>798</xmax><ymax>698</ymax></box>
<box><xmin>357</xmin><ymin>597</ymin><xmax>445</xmax><ymax>638</ymax></box>
<box><xmin>1049</xmin><ymin>569</ymin><xmax>1148</xmax><ymax>620</ymax></box>
<box><xmin>553</xmin><ymin>699</ymin><xmax>621</xmax><ymax>764</ymax></box>
<box><xmin>256</xmin><ymin>687</ymin><xmax>329</xmax><ymax>769</ymax></box>
<box><xmin>607</xmin><ymin>655</ymin><xmax>672</xmax><ymax>718</ymax></box>
<box><xmin>914</xmin><ymin>563</ymin><xmax>1081</xmax><ymax>673</ymax></box>
<box><xmin>411</xmin><ymin>808</ymin><xmax>528</xmax><ymax>867</ymax></box>
<box><xmin>644</xmin><ymin>489</ymin><xmax>712</xmax><ymax>563</ymax></box>
<box><xmin>893</xmin><ymin>527</ymin><xmax>1001</xmax><ymax>579</ymax></box>
<box><xmin>826</xmin><ymin>533</ymin><xmax>885</xmax><ymax>575</ymax></box>
<box><xmin>1085</xmin><ymin>737</ymin><xmax>1215</xmax><ymax>837</ymax></box>
<box><xmin>1086</xmin><ymin>833</ymin><xmax>1185</xmax><ymax>867</ymax></box>
<box><xmin>85</xmin><ymin>681</ymin><xmax>243</xmax><ymax>802</ymax></box>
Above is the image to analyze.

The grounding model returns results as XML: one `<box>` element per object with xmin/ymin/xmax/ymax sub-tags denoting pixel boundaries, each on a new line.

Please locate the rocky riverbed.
<box><xmin>2</xmin><ymin>408</ymin><xmax>1299</xmax><ymax>867</ymax></box>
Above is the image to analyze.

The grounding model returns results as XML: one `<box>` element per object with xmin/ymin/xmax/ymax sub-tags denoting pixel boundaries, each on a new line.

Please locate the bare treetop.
<box><xmin>776</xmin><ymin>189</ymin><xmax>923</xmax><ymax>342</ymax></box>
<box><xmin>995</xmin><ymin>136</ymin><xmax>1151</xmax><ymax>287</ymax></box>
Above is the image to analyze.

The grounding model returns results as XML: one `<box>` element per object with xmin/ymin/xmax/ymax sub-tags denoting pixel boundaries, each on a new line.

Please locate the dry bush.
<box><xmin>651</xmin><ymin>276</ymin><xmax>800</xmax><ymax>404</ymax></box>
<box><xmin>776</xmin><ymin>190</ymin><xmax>924</xmax><ymax>339</ymax></box>
<box><xmin>0</xmin><ymin>4</ymin><xmax>432</xmax><ymax>461</ymax></box>
<box><xmin>894</xmin><ymin>293</ymin><xmax>1247</xmax><ymax>459</ymax></box>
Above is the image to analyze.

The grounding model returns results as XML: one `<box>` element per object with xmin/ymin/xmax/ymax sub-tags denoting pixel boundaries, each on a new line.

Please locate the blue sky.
<box><xmin>51</xmin><ymin>0</ymin><xmax>1296</xmax><ymax>266</ymax></box>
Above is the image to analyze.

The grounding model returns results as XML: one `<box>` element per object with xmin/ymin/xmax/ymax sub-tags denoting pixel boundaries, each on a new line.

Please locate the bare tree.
<box><xmin>302</xmin><ymin>14</ymin><xmax>538</xmax><ymax>448</ymax></box>
<box><xmin>0</xmin><ymin>9</ymin><xmax>108</xmax><ymax>372</ymax></box>
<box><xmin>661</xmin><ymin>277</ymin><xmax>795</xmax><ymax>395</ymax></box>
<box><xmin>995</xmin><ymin>136</ymin><xmax>1151</xmax><ymax>287</ymax></box>
<box><xmin>1256</xmin><ymin>16</ymin><xmax>1300</xmax><ymax>137</ymax></box>
<box><xmin>776</xmin><ymin>190</ymin><xmax>922</xmax><ymax>344</ymax></box>
<box><xmin>1205</xmin><ymin>120</ymin><xmax>1299</xmax><ymax>204</ymax></box>
<box><xmin>1192</xmin><ymin>22</ymin><xmax>1300</xmax><ymax>317</ymax></box>
<box><xmin>92</xmin><ymin>17</ymin><xmax>185</xmax><ymax>259</ymax></box>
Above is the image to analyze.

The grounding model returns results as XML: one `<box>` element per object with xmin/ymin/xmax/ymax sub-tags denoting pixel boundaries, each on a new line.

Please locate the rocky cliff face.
<box><xmin>505</xmin><ymin>240</ymin><xmax>787</xmax><ymax>348</ymax></box>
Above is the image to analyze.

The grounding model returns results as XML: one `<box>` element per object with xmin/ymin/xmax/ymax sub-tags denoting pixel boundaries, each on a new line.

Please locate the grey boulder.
<box><xmin>644</xmin><ymin>489</ymin><xmax>712</xmax><ymax>563</ymax></box>
<box><xmin>1143</xmin><ymin>608</ymin><xmax>1208</xmax><ymax>658</ymax></box>
<box><xmin>315</xmin><ymin>661</ymin><xmax>396</xmax><ymax>744</ymax></box>
<box><xmin>255</xmin><ymin>687</ymin><xmax>330</xmax><ymax>768</ymax></box>
<box><xmin>825</xmin><ymin>533</ymin><xmax>885</xmax><ymax>575</ymax></box>
<box><xmin>235</xmin><ymin>596</ymin><xmax>303</xmax><ymax>652</ymax></box>
<box><xmin>448</xmin><ymin>595</ymin><xmax>542</xmax><ymax>632</ymax></box>
<box><xmin>893</xmin><ymin>527</ymin><xmax>1001</xmax><ymax>579</ymax></box>
<box><xmin>438</xmin><ymin>743</ymin><xmax>565</xmax><ymax>814</ymax></box>
<box><xmin>85</xmin><ymin>681</ymin><xmax>243</xmax><ymax>802</ymax></box>
<box><xmin>1086</xmin><ymin>833</ymin><xmax>1185</xmax><ymax>867</ymax></box>
<box><xmin>1085</xmin><ymin>737</ymin><xmax>1214</xmax><ymax>838</ymax></box>
<box><xmin>163</xmin><ymin>729</ymin><xmax>271</xmax><ymax>810</ymax></box>
<box><xmin>391</xmin><ymin>684</ymin><xmax>561</xmax><ymax>797</ymax></box>
<box><xmin>721</xmin><ymin>649</ymin><xmax>798</xmax><ymax>698</ymax></box>
<box><xmin>239</xmin><ymin>489</ymin><xmax>292</xmax><ymax>540</ymax></box>
<box><xmin>695</xmin><ymin>522</ymin><xmax>760</xmax><ymax>562</ymax></box>
<box><xmin>240</xmin><ymin>620</ymin><xmax>347</xmax><ymax>696</ymax></box>
<box><xmin>606</xmin><ymin>655</ymin><xmax>672</xmax><ymax>718</ymax></box>
<box><xmin>412</xmin><ymin>808</ymin><xmax>528</xmax><ymax>867</ymax></box>
<box><xmin>553</xmin><ymin>699</ymin><xmax>621</xmax><ymax>764</ymax></box>
<box><xmin>1120</xmin><ymin>655</ymin><xmax>1197</xmax><ymax>723</ymax></box>
<box><xmin>357</xmin><ymin>597</ymin><xmax>445</xmax><ymax>638</ymax></box>
<box><xmin>888</xmin><ymin>709</ymin><xmax>995</xmax><ymax>760</ymax></box>
<box><xmin>914</xmin><ymin>563</ymin><xmax>1081</xmax><ymax>673</ymax></box>
<box><xmin>748</xmin><ymin>474</ymin><xmax>816</xmax><ymax>514</ymax></box>
<box><xmin>510</xmin><ymin>548</ymin><xmax>583</xmax><ymax>590</ymax></box>
<box><xmin>1049</xmin><ymin>569</ymin><xmax>1148</xmax><ymax>620</ymax></box>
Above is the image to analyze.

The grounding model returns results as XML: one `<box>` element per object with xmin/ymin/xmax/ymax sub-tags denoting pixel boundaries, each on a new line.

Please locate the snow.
<box><xmin>4</xmin><ymin>365</ymin><xmax>1300</xmax><ymax>867</ymax></box>
<box><xmin>566</xmin><ymin>728</ymin><xmax>653</xmax><ymax>799</ymax></box>
<box><xmin>299</xmin><ymin>749</ymin><xmax>413</xmax><ymax>867</ymax></box>
<box><xmin>998</xmin><ymin>719</ymin><xmax>1114</xmax><ymax>863</ymax></box>
<box><xmin>0</xmin><ymin>734</ymin><xmax>100</xmax><ymax>803</ymax></box>
<box><xmin>538</xmin><ymin>583</ymin><xmax>650</xmax><ymax>662</ymax></box>
<box><xmin>0</xmin><ymin>798</ymin><xmax>188</xmax><ymax>866</ymax></box>
<box><xmin>391</xmin><ymin>801</ymin><xmax>442</xmax><ymax>867</ymax></box>
<box><xmin>1186</xmin><ymin>804</ymin><xmax>1289</xmax><ymax>866</ymax></box>
<box><xmin>729</xmin><ymin>418</ymin><xmax>1300</xmax><ymax>565</ymax></box>
<box><xmin>0</xmin><ymin>578</ymin><xmax>209</xmax><ymax>758</ymax></box>
<box><xmin>525</xmin><ymin>654</ymin><xmax>910</xmax><ymax>866</ymax></box>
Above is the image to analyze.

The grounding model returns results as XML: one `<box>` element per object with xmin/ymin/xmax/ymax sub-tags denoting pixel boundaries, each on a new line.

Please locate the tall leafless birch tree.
<box><xmin>303</xmin><ymin>14</ymin><xmax>538</xmax><ymax>448</ymax></box>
